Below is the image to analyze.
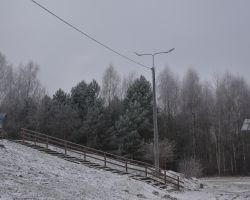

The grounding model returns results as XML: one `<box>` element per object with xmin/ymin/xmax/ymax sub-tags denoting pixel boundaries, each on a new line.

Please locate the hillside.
<box><xmin>0</xmin><ymin>140</ymin><xmax>174</xmax><ymax>200</ymax></box>
<box><xmin>1</xmin><ymin>140</ymin><xmax>250</xmax><ymax>200</ymax></box>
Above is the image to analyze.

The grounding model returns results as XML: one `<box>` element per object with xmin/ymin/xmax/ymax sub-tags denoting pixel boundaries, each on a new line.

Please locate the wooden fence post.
<box><xmin>46</xmin><ymin>136</ymin><xmax>48</xmax><ymax>149</ymax></box>
<box><xmin>64</xmin><ymin>141</ymin><xmax>67</xmax><ymax>155</ymax></box>
<box><xmin>104</xmin><ymin>154</ymin><xmax>107</xmax><ymax>167</ymax></box>
<box><xmin>125</xmin><ymin>161</ymin><xmax>128</xmax><ymax>172</ymax></box>
<box><xmin>145</xmin><ymin>166</ymin><xmax>147</xmax><ymax>176</ymax></box>
<box><xmin>21</xmin><ymin>131</ymin><xmax>24</xmax><ymax>143</ymax></box>
<box><xmin>34</xmin><ymin>132</ymin><xmax>37</xmax><ymax>145</ymax></box>
<box><xmin>164</xmin><ymin>170</ymin><xmax>166</xmax><ymax>184</ymax></box>
<box><xmin>177</xmin><ymin>176</ymin><xmax>180</xmax><ymax>190</ymax></box>
<box><xmin>84</xmin><ymin>152</ymin><xmax>86</xmax><ymax>161</ymax></box>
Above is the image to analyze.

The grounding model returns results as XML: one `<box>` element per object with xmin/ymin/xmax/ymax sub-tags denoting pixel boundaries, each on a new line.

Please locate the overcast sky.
<box><xmin>1</xmin><ymin>0</ymin><xmax>250</xmax><ymax>95</ymax></box>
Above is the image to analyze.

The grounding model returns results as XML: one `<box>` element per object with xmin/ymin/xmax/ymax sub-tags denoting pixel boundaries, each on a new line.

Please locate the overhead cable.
<box><xmin>31</xmin><ymin>0</ymin><xmax>150</xmax><ymax>70</ymax></box>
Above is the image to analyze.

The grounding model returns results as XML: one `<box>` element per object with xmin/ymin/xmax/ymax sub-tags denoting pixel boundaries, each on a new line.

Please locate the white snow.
<box><xmin>1</xmin><ymin>140</ymin><xmax>250</xmax><ymax>200</ymax></box>
<box><xmin>26</xmin><ymin>141</ymin><xmax>200</xmax><ymax>190</ymax></box>
<box><xmin>171</xmin><ymin>177</ymin><xmax>250</xmax><ymax>200</ymax></box>
<box><xmin>0</xmin><ymin>140</ymin><xmax>174</xmax><ymax>200</ymax></box>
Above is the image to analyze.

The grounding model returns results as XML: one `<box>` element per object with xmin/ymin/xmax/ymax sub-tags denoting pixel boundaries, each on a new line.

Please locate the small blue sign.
<box><xmin>0</xmin><ymin>113</ymin><xmax>7</xmax><ymax>129</ymax></box>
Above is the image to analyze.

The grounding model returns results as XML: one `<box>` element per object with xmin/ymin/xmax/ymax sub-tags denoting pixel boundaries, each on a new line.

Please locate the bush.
<box><xmin>178</xmin><ymin>157</ymin><xmax>203</xmax><ymax>178</ymax></box>
<box><xmin>142</xmin><ymin>139</ymin><xmax>175</xmax><ymax>168</ymax></box>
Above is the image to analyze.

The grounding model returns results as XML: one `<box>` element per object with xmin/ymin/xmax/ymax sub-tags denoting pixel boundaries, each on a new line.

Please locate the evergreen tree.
<box><xmin>71</xmin><ymin>80</ymin><xmax>88</xmax><ymax>119</ymax></box>
<box><xmin>102</xmin><ymin>97</ymin><xmax>123</xmax><ymax>151</ymax></box>
<box><xmin>70</xmin><ymin>80</ymin><xmax>107</xmax><ymax>148</ymax></box>
<box><xmin>53</xmin><ymin>89</ymin><xmax>70</xmax><ymax>105</ymax></box>
<box><xmin>116</xmin><ymin>76</ymin><xmax>153</xmax><ymax>158</ymax></box>
<box><xmin>36</xmin><ymin>95</ymin><xmax>53</xmax><ymax>133</ymax></box>
<box><xmin>43</xmin><ymin>89</ymin><xmax>81</xmax><ymax>140</ymax></box>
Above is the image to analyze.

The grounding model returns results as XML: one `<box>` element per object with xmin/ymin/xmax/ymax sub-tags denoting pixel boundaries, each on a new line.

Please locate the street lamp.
<box><xmin>135</xmin><ymin>48</ymin><xmax>175</xmax><ymax>171</ymax></box>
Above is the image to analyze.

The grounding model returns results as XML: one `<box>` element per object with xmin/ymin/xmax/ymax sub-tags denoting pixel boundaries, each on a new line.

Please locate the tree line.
<box><xmin>1</xmin><ymin>51</ymin><xmax>250</xmax><ymax>176</ymax></box>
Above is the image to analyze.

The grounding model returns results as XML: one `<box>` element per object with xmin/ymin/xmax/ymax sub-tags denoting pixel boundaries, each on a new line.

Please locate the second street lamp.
<box><xmin>135</xmin><ymin>48</ymin><xmax>175</xmax><ymax>171</ymax></box>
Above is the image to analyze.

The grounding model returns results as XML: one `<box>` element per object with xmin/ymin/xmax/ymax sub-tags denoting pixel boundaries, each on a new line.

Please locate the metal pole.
<box><xmin>135</xmin><ymin>48</ymin><xmax>174</xmax><ymax>171</ymax></box>
<box><xmin>151</xmin><ymin>58</ymin><xmax>159</xmax><ymax>171</ymax></box>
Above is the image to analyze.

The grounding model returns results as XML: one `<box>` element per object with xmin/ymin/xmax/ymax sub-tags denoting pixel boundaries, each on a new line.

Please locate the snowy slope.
<box><xmin>1</xmin><ymin>140</ymin><xmax>250</xmax><ymax>200</ymax></box>
<box><xmin>0</xmin><ymin>140</ymin><xmax>174</xmax><ymax>200</ymax></box>
<box><xmin>28</xmin><ymin>141</ymin><xmax>200</xmax><ymax>190</ymax></box>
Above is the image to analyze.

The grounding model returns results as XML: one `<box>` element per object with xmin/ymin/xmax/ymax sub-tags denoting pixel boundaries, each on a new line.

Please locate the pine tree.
<box><xmin>116</xmin><ymin>76</ymin><xmax>153</xmax><ymax>158</ymax></box>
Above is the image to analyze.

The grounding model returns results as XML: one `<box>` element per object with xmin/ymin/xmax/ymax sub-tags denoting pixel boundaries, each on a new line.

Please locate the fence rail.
<box><xmin>20</xmin><ymin>128</ymin><xmax>183</xmax><ymax>188</ymax></box>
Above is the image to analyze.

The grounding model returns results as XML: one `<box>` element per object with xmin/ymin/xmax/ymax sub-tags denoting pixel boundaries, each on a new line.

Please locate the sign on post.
<box><xmin>241</xmin><ymin>119</ymin><xmax>250</xmax><ymax>132</ymax></box>
<box><xmin>0</xmin><ymin>113</ymin><xmax>7</xmax><ymax>129</ymax></box>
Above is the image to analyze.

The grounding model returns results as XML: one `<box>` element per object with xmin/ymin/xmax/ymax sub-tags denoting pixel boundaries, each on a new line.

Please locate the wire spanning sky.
<box><xmin>0</xmin><ymin>0</ymin><xmax>250</xmax><ymax>94</ymax></box>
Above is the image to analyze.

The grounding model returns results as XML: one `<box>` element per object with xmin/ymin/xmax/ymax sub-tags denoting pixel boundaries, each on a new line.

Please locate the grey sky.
<box><xmin>1</xmin><ymin>0</ymin><xmax>250</xmax><ymax>95</ymax></box>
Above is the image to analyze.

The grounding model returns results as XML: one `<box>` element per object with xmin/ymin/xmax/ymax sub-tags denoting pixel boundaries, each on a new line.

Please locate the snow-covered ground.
<box><xmin>27</xmin><ymin>141</ymin><xmax>199</xmax><ymax>190</ymax></box>
<box><xmin>1</xmin><ymin>140</ymin><xmax>250</xmax><ymax>200</ymax></box>
<box><xmin>172</xmin><ymin>177</ymin><xmax>250</xmax><ymax>200</ymax></box>
<box><xmin>0</xmin><ymin>140</ymin><xmax>174</xmax><ymax>200</ymax></box>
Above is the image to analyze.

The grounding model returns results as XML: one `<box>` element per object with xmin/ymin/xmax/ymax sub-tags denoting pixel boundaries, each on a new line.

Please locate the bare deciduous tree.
<box><xmin>158</xmin><ymin>66</ymin><xmax>179</xmax><ymax>117</ymax></box>
<box><xmin>0</xmin><ymin>53</ymin><xmax>12</xmax><ymax>103</ymax></box>
<box><xmin>178</xmin><ymin>157</ymin><xmax>203</xmax><ymax>178</ymax></box>
<box><xmin>1</xmin><ymin>62</ymin><xmax>45</xmax><ymax>135</ymax></box>
<box><xmin>102</xmin><ymin>65</ymin><xmax>121</xmax><ymax>106</ymax></box>
<box><xmin>213</xmin><ymin>72</ymin><xmax>250</xmax><ymax>175</ymax></box>
<box><xmin>120</xmin><ymin>71</ymin><xmax>137</xmax><ymax>99</ymax></box>
<box><xmin>181</xmin><ymin>68</ymin><xmax>202</xmax><ymax>159</ymax></box>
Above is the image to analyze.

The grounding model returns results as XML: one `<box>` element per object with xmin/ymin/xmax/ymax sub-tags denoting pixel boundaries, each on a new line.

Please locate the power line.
<box><xmin>30</xmin><ymin>0</ymin><xmax>150</xmax><ymax>70</ymax></box>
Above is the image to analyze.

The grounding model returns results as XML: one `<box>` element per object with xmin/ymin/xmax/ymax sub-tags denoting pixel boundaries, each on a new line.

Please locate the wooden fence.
<box><xmin>20</xmin><ymin>128</ymin><xmax>183</xmax><ymax>189</ymax></box>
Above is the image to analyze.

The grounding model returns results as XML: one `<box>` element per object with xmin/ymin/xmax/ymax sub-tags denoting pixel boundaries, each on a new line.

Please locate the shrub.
<box><xmin>143</xmin><ymin>139</ymin><xmax>175</xmax><ymax>168</ymax></box>
<box><xmin>178</xmin><ymin>157</ymin><xmax>203</xmax><ymax>178</ymax></box>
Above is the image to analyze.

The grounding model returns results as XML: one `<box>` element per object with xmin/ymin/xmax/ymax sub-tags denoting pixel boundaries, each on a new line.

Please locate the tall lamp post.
<box><xmin>135</xmin><ymin>48</ymin><xmax>175</xmax><ymax>170</ymax></box>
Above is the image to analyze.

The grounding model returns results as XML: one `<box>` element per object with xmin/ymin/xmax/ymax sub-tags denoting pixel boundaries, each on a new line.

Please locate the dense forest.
<box><xmin>1</xmin><ymin>51</ymin><xmax>250</xmax><ymax>176</ymax></box>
